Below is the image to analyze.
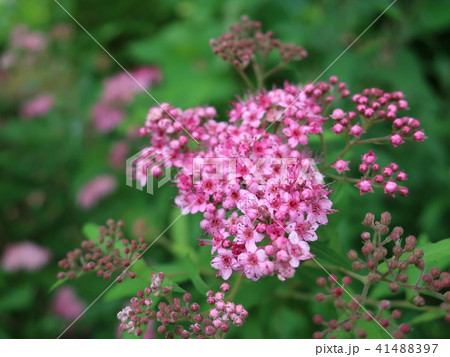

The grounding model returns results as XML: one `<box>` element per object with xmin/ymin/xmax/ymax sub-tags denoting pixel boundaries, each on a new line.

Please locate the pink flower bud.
<box><xmin>331</xmin><ymin>109</ymin><xmax>345</xmax><ymax>120</ymax></box>
<box><xmin>413</xmin><ymin>130</ymin><xmax>426</xmax><ymax>142</ymax></box>
<box><xmin>390</xmin><ymin>133</ymin><xmax>404</xmax><ymax>147</ymax></box>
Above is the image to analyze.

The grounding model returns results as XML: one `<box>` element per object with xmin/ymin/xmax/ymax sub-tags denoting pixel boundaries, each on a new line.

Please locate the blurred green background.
<box><xmin>0</xmin><ymin>0</ymin><xmax>449</xmax><ymax>338</ymax></box>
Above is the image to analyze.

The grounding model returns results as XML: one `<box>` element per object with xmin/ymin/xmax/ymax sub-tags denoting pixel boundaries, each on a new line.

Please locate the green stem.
<box><xmin>263</xmin><ymin>62</ymin><xmax>286</xmax><ymax>79</ymax></box>
<box><xmin>236</xmin><ymin>67</ymin><xmax>256</xmax><ymax>92</ymax></box>
<box><xmin>229</xmin><ymin>274</ymin><xmax>244</xmax><ymax>300</ymax></box>
<box><xmin>302</xmin><ymin>260</ymin><xmax>367</xmax><ymax>283</ymax></box>
<box><xmin>319</xmin><ymin>133</ymin><xmax>326</xmax><ymax>164</ymax></box>
<box><xmin>356</xmin><ymin>136</ymin><xmax>390</xmax><ymax>145</ymax></box>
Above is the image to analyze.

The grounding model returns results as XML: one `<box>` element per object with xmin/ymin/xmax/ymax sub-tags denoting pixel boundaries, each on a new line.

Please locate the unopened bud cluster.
<box><xmin>354</xmin><ymin>151</ymin><xmax>409</xmax><ymax>197</ymax></box>
<box><xmin>313</xmin><ymin>275</ymin><xmax>409</xmax><ymax>339</ymax></box>
<box><xmin>210</xmin><ymin>15</ymin><xmax>306</xmax><ymax>70</ymax></box>
<box><xmin>353</xmin><ymin>212</ymin><xmax>450</xmax><ymax>313</ymax></box>
<box><xmin>118</xmin><ymin>275</ymin><xmax>247</xmax><ymax>338</ymax></box>
<box><xmin>57</xmin><ymin>219</ymin><xmax>147</xmax><ymax>281</ymax></box>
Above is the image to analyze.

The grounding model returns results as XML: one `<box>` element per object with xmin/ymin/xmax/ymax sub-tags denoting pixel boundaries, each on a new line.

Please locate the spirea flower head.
<box><xmin>57</xmin><ymin>219</ymin><xmax>147</xmax><ymax>281</ymax></box>
<box><xmin>354</xmin><ymin>152</ymin><xmax>409</xmax><ymax>197</ymax></box>
<box><xmin>210</xmin><ymin>15</ymin><xmax>306</xmax><ymax>70</ymax></box>
<box><xmin>92</xmin><ymin>66</ymin><xmax>161</xmax><ymax>132</ymax></box>
<box><xmin>117</xmin><ymin>273</ymin><xmax>247</xmax><ymax>338</ymax></box>
<box><xmin>76</xmin><ymin>174</ymin><xmax>117</xmax><ymax>209</ymax></box>
<box><xmin>20</xmin><ymin>93</ymin><xmax>54</xmax><ymax>119</ymax></box>
<box><xmin>52</xmin><ymin>286</ymin><xmax>85</xmax><ymax>320</ymax></box>
<box><xmin>1</xmin><ymin>241</ymin><xmax>50</xmax><ymax>272</ymax></box>
<box><xmin>137</xmin><ymin>81</ymin><xmax>342</xmax><ymax>281</ymax></box>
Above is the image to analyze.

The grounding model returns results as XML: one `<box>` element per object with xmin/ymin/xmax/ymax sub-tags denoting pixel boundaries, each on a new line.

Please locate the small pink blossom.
<box><xmin>362</xmin><ymin>150</ymin><xmax>377</xmax><ymax>165</ymax></box>
<box><xmin>384</xmin><ymin>181</ymin><xmax>398</xmax><ymax>197</ymax></box>
<box><xmin>20</xmin><ymin>94</ymin><xmax>54</xmax><ymax>119</ymax></box>
<box><xmin>331</xmin><ymin>109</ymin><xmax>345</xmax><ymax>120</ymax></box>
<box><xmin>390</xmin><ymin>134</ymin><xmax>404</xmax><ymax>147</ymax></box>
<box><xmin>11</xmin><ymin>25</ymin><xmax>47</xmax><ymax>52</ymax></box>
<box><xmin>76</xmin><ymin>174</ymin><xmax>117</xmax><ymax>209</ymax></box>
<box><xmin>331</xmin><ymin>123</ymin><xmax>344</xmax><ymax>134</ymax></box>
<box><xmin>1</xmin><ymin>242</ymin><xmax>50</xmax><ymax>272</ymax></box>
<box><xmin>413</xmin><ymin>130</ymin><xmax>426</xmax><ymax>142</ymax></box>
<box><xmin>355</xmin><ymin>179</ymin><xmax>374</xmax><ymax>195</ymax></box>
<box><xmin>349</xmin><ymin>124</ymin><xmax>365</xmax><ymax>138</ymax></box>
<box><xmin>211</xmin><ymin>249</ymin><xmax>238</xmax><ymax>280</ymax></box>
<box><xmin>108</xmin><ymin>141</ymin><xmax>130</xmax><ymax>169</ymax></box>
<box><xmin>52</xmin><ymin>286</ymin><xmax>85</xmax><ymax>320</ymax></box>
<box><xmin>331</xmin><ymin>159</ymin><xmax>350</xmax><ymax>174</ymax></box>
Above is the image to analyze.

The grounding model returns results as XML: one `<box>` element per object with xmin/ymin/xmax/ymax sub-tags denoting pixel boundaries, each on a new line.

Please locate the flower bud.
<box><xmin>362</xmin><ymin>213</ymin><xmax>375</xmax><ymax>227</ymax></box>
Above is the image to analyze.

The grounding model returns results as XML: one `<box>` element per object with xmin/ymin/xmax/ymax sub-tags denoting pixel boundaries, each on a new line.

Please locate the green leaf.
<box><xmin>410</xmin><ymin>309</ymin><xmax>446</xmax><ymax>325</ymax></box>
<box><xmin>82</xmin><ymin>223</ymin><xmax>100</xmax><ymax>240</ymax></box>
<box><xmin>183</xmin><ymin>255</ymin><xmax>210</xmax><ymax>295</ymax></box>
<box><xmin>0</xmin><ymin>285</ymin><xmax>34</xmax><ymax>311</ymax></box>
<box><xmin>419</xmin><ymin>238</ymin><xmax>450</xmax><ymax>266</ymax></box>
<box><xmin>310</xmin><ymin>241</ymin><xmax>352</xmax><ymax>270</ymax></box>
<box><xmin>48</xmin><ymin>277</ymin><xmax>69</xmax><ymax>293</ymax></box>
<box><xmin>103</xmin><ymin>277</ymin><xmax>147</xmax><ymax>302</ymax></box>
<box><xmin>356</xmin><ymin>319</ymin><xmax>391</xmax><ymax>339</ymax></box>
<box><xmin>169</xmin><ymin>208</ymin><xmax>198</xmax><ymax>259</ymax></box>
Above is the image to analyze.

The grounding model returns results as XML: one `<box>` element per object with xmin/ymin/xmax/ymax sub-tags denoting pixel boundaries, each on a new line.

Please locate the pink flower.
<box><xmin>143</xmin><ymin>321</ymin><xmax>156</xmax><ymax>339</ymax></box>
<box><xmin>211</xmin><ymin>249</ymin><xmax>238</xmax><ymax>280</ymax></box>
<box><xmin>331</xmin><ymin>159</ymin><xmax>350</xmax><ymax>174</ymax></box>
<box><xmin>76</xmin><ymin>174</ymin><xmax>117</xmax><ymax>209</ymax></box>
<box><xmin>331</xmin><ymin>109</ymin><xmax>345</xmax><ymax>120</ymax></box>
<box><xmin>390</xmin><ymin>134</ymin><xmax>404</xmax><ymax>147</ymax></box>
<box><xmin>52</xmin><ymin>286</ymin><xmax>85</xmax><ymax>320</ymax></box>
<box><xmin>331</xmin><ymin>123</ymin><xmax>344</xmax><ymax>134</ymax></box>
<box><xmin>92</xmin><ymin>103</ymin><xmax>125</xmax><ymax>133</ymax></box>
<box><xmin>92</xmin><ymin>67</ymin><xmax>161</xmax><ymax>132</ymax></box>
<box><xmin>362</xmin><ymin>150</ymin><xmax>377</xmax><ymax>165</ymax></box>
<box><xmin>237</xmin><ymin>246</ymin><xmax>267</xmax><ymax>281</ymax></box>
<box><xmin>137</xmin><ymin>82</ymin><xmax>336</xmax><ymax>281</ymax></box>
<box><xmin>282</xmin><ymin>120</ymin><xmax>309</xmax><ymax>147</ymax></box>
<box><xmin>355</xmin><ymin>179</ymin><xmax>374</xmax><ymax>195</ymax></box>
<box><xmin>413</xmin><ymin>130</ymin><xmax>426</xmax><ymax>142</ymax></box>
<box><xmin>20</xmin><ymin>94</ymin><xmax>54</xmax><ymax>119</ymax></box>
<box><xmin>11</xmin><ymin>25</ymin><xmax>47</xmax><ymax>52</ymax></box>
<box><xmin>108</xmin><ymin>141</ymin><xmax>130</xmax><ymax>169</ymax></box>
<box><xmin>384</xmin><ymin>181</ymin><xmax>398</xmax><ymax>197</ymax></box>
<box><xmin>349</xmin><ymin>124</ymin><xmax>365</xmax><ymax>138</ymax></box>
<box><xmin>1</xmin><ymin>242</ymin><xmax>50</xmax><ymax>272</ymax></box>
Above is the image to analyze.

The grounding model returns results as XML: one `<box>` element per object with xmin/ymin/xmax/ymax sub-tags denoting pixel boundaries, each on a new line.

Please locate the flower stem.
<box><xmin>236</xmin><ymin>67</ymin><xmax>256</xmax><ymax>92</ymax></box>
<box><xmin>229</xmin><ymin>274</ymin><xmax>244</xmax><ymax>300</ymax></box>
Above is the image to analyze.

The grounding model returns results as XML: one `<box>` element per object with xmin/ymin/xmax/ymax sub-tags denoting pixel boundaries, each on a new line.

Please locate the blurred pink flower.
<box><xmin>108</xmin><ymin>141</ymin><xmax>130</xmax><ymax>169</ymax></box>
<box><xmin>143</xmin><ymin>321</ymin><xmax>156</xmax><ymax>339</ymax></box>
<box><xmin>1</xmin><ymin>242</ymin><xmax>50</xmax><ymax>272</ymax></box>
<box><xmin>20</xmin><ymin>94</ymin><xmax>54</xmax><ymax>119</ymax></box>
<box><xmin>11</xmin><ymin>25</ymin><xmax>47</xmax><ymax>52</ymax></box>
<box><xmin>77</xmin><ymin>174</ymin><xmax>117</xmax><ymax>209</ymax></box>
<box><xmin>92</xmin><ymin>66</ymin><xmax>161</xmax><ymax>132</ymax></box>
<box><xmin>92</xmin><ymin>103</ymin><xmax>125</xmax><ymax>132</ymax></box>
<box><xmin>52</xmin><ymin>286</ymin><xmax>85</xmax><ymax>320</ymax></box>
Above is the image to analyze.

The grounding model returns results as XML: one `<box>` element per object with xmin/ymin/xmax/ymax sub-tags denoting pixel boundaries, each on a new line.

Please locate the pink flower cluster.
<box><xmin>138</xmin><ymin>81</ymin><xmax>342</xmax><ymax>281</ymax></box>
<box><xmin>92</xmin><ymin>67</ymin><xmax>162</xmax><ymax>132</ymax></box>
<box><xmin>52</xmin><ymin>286</ymin><xmax>85</xmax><ymax>320</ymax></box>
<box><xmin>10</xmin><ymin>25</ymin><xmax>47</xmax><ymax>52</ymax></box>
<box><xmin>331</xmin><ymin>88</ymin><xmax>426</xmax><ymax>143</ymax></box>
<box><xmin>210</xmin><ymin>15</ymin><xmax>306</xmax><ymax>69</ymax></box>
<box><xmin>354</xmin><ymin>150</ymin><xmax>409</xmax><ymax>197</ymax></box>
<box><xmin>118</xmin><ymin>273</ymin><xmax>247</xmax><ymax>338</ymax></box>
<box><xmin>20</xmin><ymin>93</ymin><xmax>54</xmax><ymax>119</ymax></box>
<box><xmin>76</xmin><ymin>174</ymin><xmax>117</xmax><ymax>209</ymax></box>
<box><xmin>1</xmin><ymin>241</ymin><xmax>50</xmax><ymax>272</ymax></box>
